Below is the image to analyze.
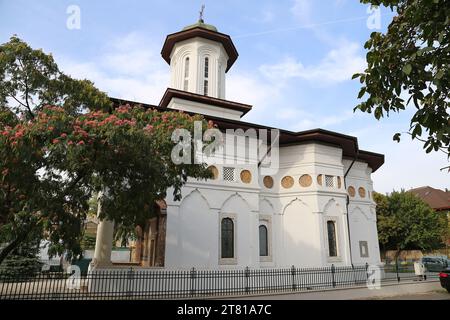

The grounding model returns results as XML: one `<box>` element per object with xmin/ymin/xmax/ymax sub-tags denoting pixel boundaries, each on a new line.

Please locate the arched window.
<box><xmin>327</xmin><ymin>221</ymin><xmax>337</xmax><ymax>257</ymax></box>
<box><xmin>183</xmin><ymin>57</ymin><xmax>189</xmax><ymax>91</ymax></box>
<box><xmin>259</xmin><ymin>225</ymin><xmax>268</xmax><ymax>256</ymax></box>
<box><xmin>203</xmin><ymin>57</ymin><xmax>209</xmax><ymax>96</ymax></box>
<box><xmin>221</xmin><ymin>218</ymin><xmax>234</xmax><ymax>258</ymax></box>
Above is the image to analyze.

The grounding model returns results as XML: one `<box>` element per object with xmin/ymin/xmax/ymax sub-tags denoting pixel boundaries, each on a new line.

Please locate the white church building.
<box><xmin>91</xmin><ymin>19</ymin><xmax>384</xmax><ymax>271</ymax></box>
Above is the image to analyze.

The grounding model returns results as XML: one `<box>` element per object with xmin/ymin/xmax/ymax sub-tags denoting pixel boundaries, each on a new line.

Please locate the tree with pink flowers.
<box><xmin>0</xmin><ymin>37</ymin><xmax>212</xmax><ymax>265</ymax></box>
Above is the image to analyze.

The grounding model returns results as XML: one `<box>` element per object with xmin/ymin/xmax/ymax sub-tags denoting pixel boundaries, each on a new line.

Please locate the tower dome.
<box><xmin>182</xmin><ymin>19</ymin><xmax>218</xmax><ymax>32</ymax></box>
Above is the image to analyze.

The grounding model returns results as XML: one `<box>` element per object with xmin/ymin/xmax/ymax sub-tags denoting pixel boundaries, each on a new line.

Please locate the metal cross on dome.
<box><xmin>199</xmin><ymin>4</ymin><xmax>205</xmax><ymax>22</ymax></box>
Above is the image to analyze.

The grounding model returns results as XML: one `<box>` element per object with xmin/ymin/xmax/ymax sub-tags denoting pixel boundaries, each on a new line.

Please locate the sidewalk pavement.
<box><xmin>219</xmin><ymin>280</ymin><xmax>446</xmax><ymax>300</ymax></box>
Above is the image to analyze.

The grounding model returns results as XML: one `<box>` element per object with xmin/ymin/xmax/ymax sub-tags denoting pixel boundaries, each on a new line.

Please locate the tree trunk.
<box><xmin>394</xmin><ymin>248</ymin><xmax>402</xmax><ymax>259</ymax></box>
<box><xmin>394</xmin><ymin>247</ymin><xmax>402</xmax><ymax>266</ymax></box>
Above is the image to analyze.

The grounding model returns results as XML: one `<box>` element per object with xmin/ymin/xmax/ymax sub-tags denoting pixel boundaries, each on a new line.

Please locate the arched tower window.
<box><xmin>183</xmin><ymin>57</ymin><xmax>189</xmax><ymax>91</ymax></box>
<box><xmin>203</xmin><ymin>57</ymin><xmax>209</xmax><ymax>96</ymax></box>
<box><xmin>259</xmin><ymin>225</ymin><xmax>268</xmax><ymax>256</ymax></box>
<box><xmin>221</xmin><ymin>217</ymin><xmax>234</xmax><ymax>258</ymax></box>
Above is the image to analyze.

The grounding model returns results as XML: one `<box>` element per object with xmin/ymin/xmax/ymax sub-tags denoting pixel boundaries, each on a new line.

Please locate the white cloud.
<box><xmin>372</xmin><ymin>139</ymin><xmax>449</xmax><ymax>194</ymax></box>
<box><xmin>290</xmin><ymin>0</ymin><xmax>313</xmax><ymax>25</ymax></box>
<box><xmin>275</xmin><ymin>107</ymin><xmax>312</xmax><ymax>121</ymax></box>
<box><xmin>259</xmin><ymin>41</ymin><xmax>366</xmax><ymax>84</ymax></box>
<box><xmin>57</xmin><ymin>32</ymin><xmax>169</xmax><ymax>104</ymax></box>
<box><xmin>52</xmin><ymin>30</ymin><xmax>448</xmax><ymax>195</ymax></box>
<box><xmin>346</xmin><ymin>119</ymin><xmax>450</xmax><ymax>193</ymax></box>
<box><xmin>227</xmin><ymin>71</ymin><xmax>283</xmax><ymax>124</ymax></box>
<box><xmin>290</xmin><ymin>110</ymin><xmax>357</xmax><ymax>131</ymax></box>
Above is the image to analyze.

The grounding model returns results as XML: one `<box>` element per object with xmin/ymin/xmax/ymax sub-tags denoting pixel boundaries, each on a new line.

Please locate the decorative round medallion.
<box><xmin>281</xmin><ymin>176</ymin><xmax>294</xmax><ymax>189</ymax></box>
<box><xmin>317</xmin><ymin>174</ymin><xmax>323</xmax><ymax>186</ymax></box>
<box><xmin>208</xmin><ymin>165</ymin><xmax>219</xmax><ymax>180</ymax></box>
<box><xmin>263</xmin><ymin>176</ymin><xmax>274</xmax><ymax>189</ymax></box>
<box><xmin>337</xmin><ymin>176</ymin><xmax>342</xmax><ymax>189</ymax></box>
<box><xmin>240</xmin><ymin>170</ymin><xmax>252</xmax><ymax>184</ymax></box>
<box><xmin>299</xmin><ymin>174</ymin><xmax>312</xmax><ymax>187</ymax></box>
<box><xmin>358</xmin><ymin>187</ymin><xmax>366</xmax><ymax>198</ymax></box>
<box><xmin>348</xmin><ymin>186</ymin><xmax>356</xmax><ymax>197</ymax></box>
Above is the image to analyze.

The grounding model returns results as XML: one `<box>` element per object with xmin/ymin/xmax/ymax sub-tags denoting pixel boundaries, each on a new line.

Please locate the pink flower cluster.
<box><xmin>117</xmin><ymin>105</ymin><xmax>132</xmax><ymax>114</ymax></box>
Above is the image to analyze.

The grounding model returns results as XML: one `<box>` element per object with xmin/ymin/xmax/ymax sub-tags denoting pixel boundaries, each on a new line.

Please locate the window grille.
<box><xmin>325</xmin><ymin>175</ymin><xmax>334</xmax><ymax>188</ymax></box>
<box><xmin>223</xmin><ymin>167</ymin><xmax>235</xmax><ymax>181</ymax></box>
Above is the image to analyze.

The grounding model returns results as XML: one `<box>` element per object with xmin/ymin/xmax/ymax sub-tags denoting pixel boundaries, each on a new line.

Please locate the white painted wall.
<box><xmin>167</xmin><ymin>97</ymin><xmax>243</xmax><ymax>120</ymax></box>
<box><xmin>344</xmin><ymin>160</ymin><xmax>381</xmax><ymax>265</ymax></box>
<box><xmin>169</xmin><ymin>37</ymin><xmax>228</xmax><ymax>99</ymax></box>
<box><xmin>163</xmin><ymin>142</ymin><xmax>380</xmax><ymax>269</ymax></box>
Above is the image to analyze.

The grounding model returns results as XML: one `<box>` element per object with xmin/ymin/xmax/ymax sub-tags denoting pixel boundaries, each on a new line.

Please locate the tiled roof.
<box><xmin>109</xmin><ymin>96</ymin><xmax>385</xmax><ymax>172</ymax></box>
<box><xmin>409</xmin><ymin>186</ymin><xmax>450</xmax><ymax>211</ymax></box>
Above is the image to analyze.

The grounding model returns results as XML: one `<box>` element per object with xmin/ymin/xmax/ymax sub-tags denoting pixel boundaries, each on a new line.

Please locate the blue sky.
<box><xmin>0</xmin><ymin>0</ymin><xmax>448</xmax><ymax>192</ymax></box>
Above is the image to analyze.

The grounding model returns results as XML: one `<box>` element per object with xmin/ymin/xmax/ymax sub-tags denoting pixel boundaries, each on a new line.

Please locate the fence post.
<box><xmin>190</xmin><ymin>267</ymin><xmax>196</xmax><ymax>297</ymax></box>
<box><xmin>244</xmin><ymin>267</ymin><xmax>250</xmax><ymax>294</ymax></box>
<box><xmin>331</xmin><ymin>264</ymin><xmax>336</xmax><ymax>288</ymax></box>
<box><xmin>291</xmin><ymin>265</ymin><xmax>296</xmax><ymax>291</ymax></box>
<box><xmin>127</xmin><ymin>268</ymin><xmax>134</xmax><ymax>299</ymax></box>
<box><xmin>365</xmin><ymin>262</ymin><xmax>369</xmax><ymax>281</ymax></box>
<box><xmin>395</xmin><ymin>258</ymin><xmax>400</xmax><ymax>283</ymax></box>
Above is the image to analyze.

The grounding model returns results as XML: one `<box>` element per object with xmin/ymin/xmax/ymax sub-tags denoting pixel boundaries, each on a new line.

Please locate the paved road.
<box><xmin>224</xmin><ymin>281</ymin><xmax>448</xmax><ymax>300</ymax></box>
<box><xmin>370</xmin><ymin>290</ymin><xmax>450</xmax><ymax>300</ymax></box>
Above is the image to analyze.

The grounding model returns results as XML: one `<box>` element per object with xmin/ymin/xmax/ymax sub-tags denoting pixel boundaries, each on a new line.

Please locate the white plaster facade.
<box><xmin>169</xmin><ymin>37</ymin><xmax>227</xmax><ymax>99</ymax></box>
<box><xmin>92</xmin><ymin>20</ymin><xmax>383</xmax><ymax>271</ymax></box>
<box><xmin>164</xmin><ymin>144</ymin><xmax>381</xmax><ymax>269</ymax></box>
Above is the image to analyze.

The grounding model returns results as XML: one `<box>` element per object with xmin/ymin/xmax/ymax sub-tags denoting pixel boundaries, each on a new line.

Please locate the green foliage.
<box><xmin>0</xmin><ymin>36</ymin><xmax>112</xmax><ymax>118</ymax></box>
<box><xmin>0</xmin><ymin>36</ymin><xmax>213</xmax><ymax>264</ymax></box>
<box><xmin>81</xmin><ymin>234</ymin><xmax>96</xmax><ymax>251</ymax></box>
<box><xmin>354</xmin><ymin>0</ymin><xmax>449</xmax><ymax>155</ymax></box>
<box><xmin>0</xmin><ymin>233</ymin><xmax>42</xmax><ymax>278</ymax></box>
<box><xmin>374</xmin><ymin>190</ymin><xmax>446</xmax><ymax>254</ymax></box>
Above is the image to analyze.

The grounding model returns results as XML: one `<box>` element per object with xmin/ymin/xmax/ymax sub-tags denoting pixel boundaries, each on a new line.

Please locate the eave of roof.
<box><xmin>109</xmin><ymin>97</ymin><xmax>384</xmax><ymax>172</ymax></box>
<box><xmin>161</xmin><ymin>27</ymin><xmax>238</xmax><ymax>72</ymax></box>
<box><xmin>358</xmin><ymin>150</ymin><xmax>385</xmax><ymax>174</ymax></box>
<box><xmin>158</xmin><ymin>88</ymin><xmax>252</xmax><ymax>116</ymax></box>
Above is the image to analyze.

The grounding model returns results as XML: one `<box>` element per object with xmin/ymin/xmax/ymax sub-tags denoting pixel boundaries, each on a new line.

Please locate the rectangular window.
<box><xmin>325</xmin><ymin>175</ymin><xmax>334</xmax><ymax>188</ymax></box>
<box><xmin>327</xmin><ymin>221</ymin><xmax>337</xmax><ymax>257</ymax></box>
<box><xmin>359</xmin><ymin>241</ymin><xmax>369</xmax><ymax>258</ymax></box>
<box><xmin>183</xmin><ymin>79</ymin><xmax>188</xmax><ymax>91</ymax></box>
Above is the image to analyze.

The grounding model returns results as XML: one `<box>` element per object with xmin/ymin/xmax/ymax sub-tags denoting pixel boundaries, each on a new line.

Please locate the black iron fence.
<box><xmin>0</xmin><ymin>264</ymin><xmax>439</xmax><ymax>300</ymax></box>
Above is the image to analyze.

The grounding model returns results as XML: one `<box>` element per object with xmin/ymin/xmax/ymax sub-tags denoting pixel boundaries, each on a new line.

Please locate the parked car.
<box><xmin>420</xmin><ymin>256</ymin><xmax>449</xmax><ymax>272</ymax></box>
<box><xmin>439</xmin><ymin>268</ymin><xmax>450</xmax><ymax>293</ymax></box>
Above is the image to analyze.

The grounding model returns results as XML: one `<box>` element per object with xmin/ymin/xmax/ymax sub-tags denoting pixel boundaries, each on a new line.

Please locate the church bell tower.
<box><xmin>161</xmin><ymin>10</ymin><xmax>238</xmax><ymax>100</ymax></box>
